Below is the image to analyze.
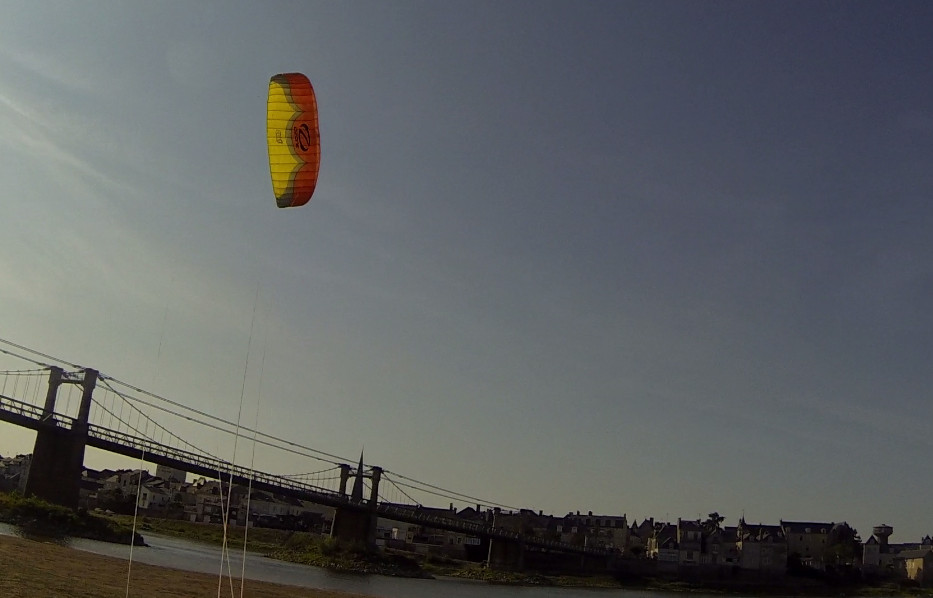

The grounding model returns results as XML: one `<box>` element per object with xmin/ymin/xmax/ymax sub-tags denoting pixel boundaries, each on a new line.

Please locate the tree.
<box><xmin>824</xmin><ymin>523</ymin><xmax>861</xmax><ymax>567</ymax></box>
<box><xmin>703</xmin><ymin>512</ymin><xmax>725</xmax><ymax>532</ymax></box>
<box><xmin>98</xmin><ymin>487</ymin><xmax>135</xmax><ymax>514</ymax></box>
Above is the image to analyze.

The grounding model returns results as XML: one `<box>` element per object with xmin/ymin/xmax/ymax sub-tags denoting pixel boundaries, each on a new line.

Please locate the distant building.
<box><xmin>646</xmin><ymin>521</ymin><xmax>679</xmax><ymax>562</ymax></box>
<box><xmin>677</xmin><ymin>519</ymin><xmax>703</xmax><ymax>565</ymax></box>
<box><xmin>706</xmin><ymin>525</ymin><xmax>740</xmax><ymax>566</ymax></box>
<box><xmin>138</xmin><ymin>482</ymin><xmax>172</xmax><ymax>510</ymax></box>
<box><xmin>0</xmin><ymin>454</ymin><xmax>31</xmax><ymax>493</ymax></box>
<box><xmin>781</xmin><ymin>520</ymin><xmax>833</xmax><ymax>568</ymax></box>
<box><xmin>556</xmin><ymin>511</ymin><xmax>629</xmax><ymax>551</ymax></box>
<box><xmin>863</xmin><ymin>524</ymin><xmax>931</xmax><ymax>575</ymax></box>
<box><xmin>155</xmin><ymin>465</ymin><xmax>186</xmax><ymax>483</ymax></box>
<box><xmin>863</xmin><ymin>535</ymin><xmax>881</xmax><ymax>568</ymax></box>
<box><xmin>899</xmin><ymin>549</ymin><xmax>933</xmax><ymax>585</ymax></box>
<box><xmin>737</xmin><ymin>519</ymin><xmax>787</xmax><ymax>573</ymax></box>
<box><xmin>627</xmin><ymin>518</ymin><xmax>654</xmax><ymax>554</ymax></box>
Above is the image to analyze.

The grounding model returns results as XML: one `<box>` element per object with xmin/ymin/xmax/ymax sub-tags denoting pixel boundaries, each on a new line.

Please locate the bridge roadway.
<box><xmin>0</xmin><ymin>392</ymin><xmax>610</xmax><ymax>558</ymax></box>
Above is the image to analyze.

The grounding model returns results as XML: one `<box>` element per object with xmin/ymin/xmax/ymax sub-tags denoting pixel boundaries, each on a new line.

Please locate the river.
<box><xmin>0</xmin><ymin>522</ymin><xmax>731</xmax><ymax>598</ymax></box>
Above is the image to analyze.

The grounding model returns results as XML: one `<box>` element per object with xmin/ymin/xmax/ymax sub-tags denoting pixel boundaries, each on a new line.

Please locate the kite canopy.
<box><xmin>267</xmin><ymin>73</ymin><xmax>320</xmax><ymax>208</ymax></box>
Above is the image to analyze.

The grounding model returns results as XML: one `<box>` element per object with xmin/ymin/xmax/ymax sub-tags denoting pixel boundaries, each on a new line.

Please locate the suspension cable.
<box><xmin>383</xmin><ymin>477</ymin><xmax>419</xmax><ymax>505</ymax></box>
<box><xmin>98</xmin><ymin>378</ymin><xmax>213</xmax><ymax>457</ymax></box>
<box><xmin>100</xmin><ymin>375</ymin><xmax>349</xmax><ymax>466</ymax></box>
<box><xmin>383</xmin><ymin>471</ymin><xmax>521</xmax><ymax>511</ymax></box>
<box><xmin>0</xmin><ymin>336</ymin><xmax>82</xmax><ymax>368</ymax></box>
<box><xmin>0</xmin><ymin>367</ymin><xmax>49</xmax><ymax>375</ymax></box>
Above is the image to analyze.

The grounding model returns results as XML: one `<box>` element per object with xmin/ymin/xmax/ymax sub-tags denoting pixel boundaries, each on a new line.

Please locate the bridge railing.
<box><xmin>86</xmin><ymin>423</ymin><xmax>346</xmax><ymax>500</ymax></box>
<box><xmin>0</xmin><ymin>393</ymin><xmax>75</xmax><ymax>428</ymax></box>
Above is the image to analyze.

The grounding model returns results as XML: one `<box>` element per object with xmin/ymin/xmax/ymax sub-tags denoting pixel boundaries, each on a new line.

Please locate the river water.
<box><xmin>0</xmin><ymin>522</ymin><xmax>731</xmax><ymax>598</ymax></box>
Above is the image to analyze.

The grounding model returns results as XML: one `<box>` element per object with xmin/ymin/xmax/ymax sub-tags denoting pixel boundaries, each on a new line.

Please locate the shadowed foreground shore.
<box><xmin>0</xmin><ymin>535</ymin><xmax>374</xmax><ymax>598</ymax></box>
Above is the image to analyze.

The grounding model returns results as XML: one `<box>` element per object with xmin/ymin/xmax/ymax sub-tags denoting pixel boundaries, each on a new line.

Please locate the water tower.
<box><xmin>873</xmin><ymin>524</ymin><xmax>893</xmax><ymax>549</ymax></box>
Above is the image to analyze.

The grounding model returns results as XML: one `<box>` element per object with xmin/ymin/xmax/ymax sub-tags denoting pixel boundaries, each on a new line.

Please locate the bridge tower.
<box><xmin>24</xmin><ymin>367</ymin><xmax>98</xmax><ymax>508</ymax></box>
<box><xmin>330</xmin><ymin>451</ymin><xmax>383</xmax><ymax>548</ymax></box>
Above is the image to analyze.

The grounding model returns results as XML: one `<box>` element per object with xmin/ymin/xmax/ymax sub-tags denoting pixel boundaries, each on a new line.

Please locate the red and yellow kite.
<box><xmin>267</xmin><ymin>73</ymin><xmax>320</xmax><ymax>208</ymax></box>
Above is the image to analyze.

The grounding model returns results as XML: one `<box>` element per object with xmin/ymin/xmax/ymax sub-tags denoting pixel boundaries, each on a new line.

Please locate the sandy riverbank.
<box><xmin>0</xmin><ymin>534</ymin><xmax>374</xmax><ymax>598</ymax></box>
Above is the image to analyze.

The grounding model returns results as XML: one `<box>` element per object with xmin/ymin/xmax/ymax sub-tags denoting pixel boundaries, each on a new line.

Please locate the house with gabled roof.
<box><xmin>627</xmin><ymin>518</ymin><xmax>654</xmax><ymax>555</ymax></box>
<box><xmin>138</xmin><ymin>481</ymin><xmax>172</xmax><ymax>510</ymax></box>
<box><xmin>863</xmin><ymin>534</ymin><xmax>881</xmax><ymax>568</ymax></box>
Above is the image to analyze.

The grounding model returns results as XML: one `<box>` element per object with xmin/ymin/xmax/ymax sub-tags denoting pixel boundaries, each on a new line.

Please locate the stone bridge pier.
<box><xmin>487</xmin><ymin>537</ymin><xmax>525</xmax><ymax>570</ymax></box>
<box><xmin>24</xmin><ymin>367</ymin><xmax>98</xmax><ymax>509</ymax></box>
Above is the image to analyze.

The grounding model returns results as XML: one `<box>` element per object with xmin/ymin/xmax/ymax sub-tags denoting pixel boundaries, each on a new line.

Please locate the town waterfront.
<box><xmin>0</xmin><ymin>523</ymin><xmax>731</xmax><ymax>598</ymax></box>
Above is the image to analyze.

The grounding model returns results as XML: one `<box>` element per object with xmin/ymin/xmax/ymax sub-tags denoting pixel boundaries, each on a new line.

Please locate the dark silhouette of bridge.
<box><xmin>0</xmin><ymin>344</ymin><xmax>613</xmax><ymax>569</ymax></box>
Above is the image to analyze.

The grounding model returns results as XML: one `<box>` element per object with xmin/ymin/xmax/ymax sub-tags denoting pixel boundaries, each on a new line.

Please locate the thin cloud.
<box><xmin>0</xmin><ymin>45</ymin><xmax>112</xmax><ymax>98</ymax></box>
<box><xmin>0</xmin><ymin>92</ymin><xmax>137</xmax><ymax>199</ymax></box>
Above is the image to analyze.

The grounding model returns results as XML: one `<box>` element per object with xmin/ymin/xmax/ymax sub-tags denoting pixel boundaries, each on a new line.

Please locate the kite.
<box><xmin>267</xmin><ymin>73</ymin><xmax>320</xmax><ymax>208</ymax></box>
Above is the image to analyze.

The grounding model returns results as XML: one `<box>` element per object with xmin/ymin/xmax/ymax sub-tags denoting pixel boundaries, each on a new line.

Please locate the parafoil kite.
<box><xmin>267</xmin><ymin>73</ymin><xmax>320</xmax><ymax>208</ymax></box>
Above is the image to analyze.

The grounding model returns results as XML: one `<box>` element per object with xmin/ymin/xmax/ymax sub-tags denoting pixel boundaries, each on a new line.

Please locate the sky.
<box><xmin>1</xmin><ymin>1</ymin><xmax>932</xmax><ymax>541</ymax></box>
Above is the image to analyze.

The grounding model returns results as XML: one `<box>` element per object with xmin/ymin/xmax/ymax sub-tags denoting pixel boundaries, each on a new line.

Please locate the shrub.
<box><xmin>320</xmin><ymin>536</ymin><xmax>339</xmax><ymax>557</ymax></box>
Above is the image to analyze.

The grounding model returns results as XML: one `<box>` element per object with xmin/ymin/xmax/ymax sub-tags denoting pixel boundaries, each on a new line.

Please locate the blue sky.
<box><xmin>1</xmin><ymin>1</ymin><xmax>932</xmax><ymax>540</ymax></box>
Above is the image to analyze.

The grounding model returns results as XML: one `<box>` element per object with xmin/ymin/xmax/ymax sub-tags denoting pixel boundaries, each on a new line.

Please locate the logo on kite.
<box><xmin>294</xmin><ymin>123</ymin><xmax>313</xmax><ymax>152</ymax></box>
<box><xmin>267</xmin><ymin>73</ymin><xmax>320</xmax><ymax>208</ymax></box>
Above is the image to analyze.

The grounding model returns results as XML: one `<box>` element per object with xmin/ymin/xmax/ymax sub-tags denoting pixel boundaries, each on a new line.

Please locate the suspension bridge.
<box><xmin>0</xmin><ymin>339</ymin><xmax>612</xmax><ymax>569</ymax></box>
